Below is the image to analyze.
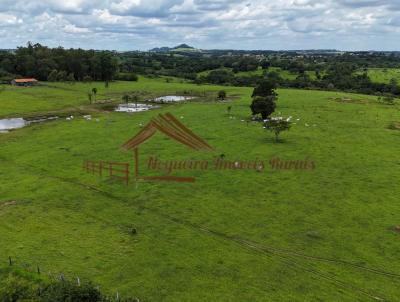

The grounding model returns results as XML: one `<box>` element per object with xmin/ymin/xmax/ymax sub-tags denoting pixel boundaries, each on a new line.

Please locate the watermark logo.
<box><xmin>123</xmin><ymin>112</ymin><xmax>214</xmax><ymax>182</ymax></box>
<box><xmin>83</xmin><ymin>113</ymin><xmax>315</xmax><ymax>184</ymax></box>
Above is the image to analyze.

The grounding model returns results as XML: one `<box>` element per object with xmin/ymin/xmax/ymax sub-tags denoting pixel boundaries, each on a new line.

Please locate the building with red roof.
<box><xmin>11</xmin><ymin>78</ymin><xmax>39</xmax><ymax>86</ymax></box>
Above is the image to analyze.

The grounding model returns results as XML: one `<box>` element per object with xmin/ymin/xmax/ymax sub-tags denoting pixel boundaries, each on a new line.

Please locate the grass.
<box><xmin>198</xmin><ymin>67</ymin><xmax>317</xmax><ymax>80</ymax></box>
<box><xmin>0</xmin><ymin>77</ymin><xmax>241</xmax><ymax>118</ymax></box>
<box><xmin>356</xmin><ymin>68</ymin><xmax>400</xmax><ymax>84</ymax></box>
<box><xmin>1</xmin><ymin>78</ymin><xmax>400</xmax><ymax>301</ymax></box>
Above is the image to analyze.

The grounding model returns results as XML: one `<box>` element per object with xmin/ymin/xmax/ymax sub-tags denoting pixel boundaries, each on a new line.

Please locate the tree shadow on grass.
<box><xmin>263</xmin><ymin>136</ymin><xmax>296</xmax><ymax>146</ymax></box>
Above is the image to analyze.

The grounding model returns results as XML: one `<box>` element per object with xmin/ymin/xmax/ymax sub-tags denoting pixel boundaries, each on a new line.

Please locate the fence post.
<box><xmin>125</xmin><ymin>163</ymin><xmax>129</xmax><ymax>185</ymax></box>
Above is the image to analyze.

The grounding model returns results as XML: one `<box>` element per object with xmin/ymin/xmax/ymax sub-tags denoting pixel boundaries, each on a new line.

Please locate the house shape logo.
<box><xmin>122</xmin><ymin>113</ymin><xmax>214</xmax><ymax>182</ymax></box>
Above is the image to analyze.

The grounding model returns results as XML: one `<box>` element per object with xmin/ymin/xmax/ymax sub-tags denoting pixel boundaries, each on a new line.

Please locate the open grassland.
<box><xmin>0</xmin><ymin>77</ymin><xmax>236</xmax><ymax>118</ymax></box>
<box><xmin>358</xmin><ymin>68</ymin><xmax>400</xmax><ymax>84</ymax></box>
<box><xmin>1</xmin><ymin>78</ymin><xmax>400</xmax><ymax>301</ymax></box>
<box><xmin>198</xmin><ymin>67</ymin><xmax>317</xmax><ymax>80</ymax></box>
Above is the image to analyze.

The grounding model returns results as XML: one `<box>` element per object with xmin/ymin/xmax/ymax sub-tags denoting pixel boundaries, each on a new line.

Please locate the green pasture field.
<box><xmin>198</xmin><ymin>67</ymin><xmax>317</xmax><ymax>80</ymax></box>
<box><xmin>0</xmin><ymin>78</ymin><xmax>400</xmax><ymax>301</ymax></box>
<box><xmin>0</xmin><ymin>77</ymin><xmax>234</xmax><ymax>118</ymax></box>
<box><xmin>357</xmin><ymin>68</ymin><xmax>400</xmax><ymax>84</ymax></box>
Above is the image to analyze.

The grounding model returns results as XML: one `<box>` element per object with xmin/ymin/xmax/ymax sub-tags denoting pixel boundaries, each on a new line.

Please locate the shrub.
<box><xmin>67</xmin><ymin>73</ymin><xmax>76</xmax><ymax>82</ymax></box>
<box><xmin>57</xmin><ymin>71</ymin><xmax>68</xmax><ymax>82</ymax></box>
<box><xmin>83</xmin><ymin>76</ymin><xmax>93</xmax><ymax>82</ymax></box>
<box><xmin>116</xmin><ymin>73</ymin><xmax>138</xmax><ymax>81</ymax></box>
<box><xmin>0</xmin><ymin>273</ymin><xmax>37</xmax><ymax>302</ymax></box>
<box><xmin>217</xmin><ymin>90</ymin><xmax>226</xmax><ymax>100</ymax></box>
<box><xmin>40</xmin><ymin>280</ymin><xmax>102</xmax><ymax>302</ymax></box>
<box><xmin>47</xmin><ymin>69</ymin><xmax>58</xmax><ymax>82</ymax></box>
<box><xmin>264</xmin><ymin>117</ymin><xmax>292</xmax><ymax>142</ymax></box>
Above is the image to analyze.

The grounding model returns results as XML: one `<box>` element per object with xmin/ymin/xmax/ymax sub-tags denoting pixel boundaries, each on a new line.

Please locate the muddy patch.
<box><xmin>0</xmin><ymin>200</ymin><xmax>17</xmax><ymax>211</ymax></box>
<box><xmin>329</xmin><ymin>97</ymin><xmax>369</xmax><ymax>104</ymax></box>
<box><xmin>388</xmin><ymin>122</ymin><xmax>400</xmax><ymax>130</ymax></box>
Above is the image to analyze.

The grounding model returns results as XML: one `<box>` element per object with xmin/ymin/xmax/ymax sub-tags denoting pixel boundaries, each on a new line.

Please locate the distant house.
<box><xmin>11</xmin><ymin>78</ymin><xmax>39</xmax><ymax>86</ymax></box>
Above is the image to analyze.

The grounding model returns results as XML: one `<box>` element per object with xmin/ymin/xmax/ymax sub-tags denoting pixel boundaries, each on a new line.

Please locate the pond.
<box><xmin>115</xmin><ymin>103</ymin><xmax>159</xmax><ymax>113</ymax></box>
<box><xmin>150</xmin><ymin>95</ymin><xmax>195</xmax><ymax>103</ymax></box>
<box><xmin>0</xmin><ymin>116</ymin><xmax>58</xmax><ymax>133</ymax></box>
<box><xmin>0</xmin><ymin>118</ymin><xmax>26</xmax><ymax>133</ymax></box>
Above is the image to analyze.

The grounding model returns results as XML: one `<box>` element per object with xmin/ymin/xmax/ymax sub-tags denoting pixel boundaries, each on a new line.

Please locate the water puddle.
<box><xmin>0</xmin><ymin>116</ymin><xmax>58</xmax><ymax>133</ymax></box>
<box><xmin>150</xmin><ymin>95</ymin><xmax>195</xmax><ymax>103</ymax></box>
<box><xmin>115</xmin><ymin>103</ymin><xmax>159</xmax><ymax>113</ymax></box>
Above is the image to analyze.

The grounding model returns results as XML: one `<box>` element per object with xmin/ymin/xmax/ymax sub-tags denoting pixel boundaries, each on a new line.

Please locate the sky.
<box><xmin>0</xmin><ymin>0</ymin><xmax>400</xmax><ymax>51</ymax></box>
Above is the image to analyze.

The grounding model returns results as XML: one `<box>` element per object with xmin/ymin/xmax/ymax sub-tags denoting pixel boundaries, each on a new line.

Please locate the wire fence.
<box><xmin>3</xmin><ymin>256</ymin><xmax>139</xmax><ymax>302</ymax></box>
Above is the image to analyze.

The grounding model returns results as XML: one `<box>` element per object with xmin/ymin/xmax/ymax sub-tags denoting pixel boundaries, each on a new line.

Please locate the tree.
<box><xmin>264</xmin><ymin>117</ymin><xmax>292</xmax><ymax>142</ymax></box>
<box><xmin>132</xmin><ymin>94</ymin><xmax>139</xmax><ymax>108</ymax></box>
<box><xmin>92</xmin><ymin>88</ymin><xmax>97</xmax><ymax>103</ymax></box>
<box><xmin>250</xmin><ymin>80</ymin><xmax>278</xmax><ymax>119</ymax></box>
<box><xmin>389</xmin><ymin>78</ymin><xmax>400</xmax><ymax>95</ymax></box>
<box><xmin>252</xmin><ymin>79</ymin><xmax>278</xmax><ymax>98</ymax></box>
<box><xmin>250</xmin><ymin>96</ymin><xmax>276</xmax><ymax>119</ymax></box>
<box><xmin>217</xmin><ymin>90</ymin><xmax>226</xmax><ymax>100</ymax></box>
<box><xmin>205</xmin><ymin>69</ymin><xmax>234</xmax><ymax>85</ymax></box>
<box><xmin>47</xmin><ymin>69</ymin><xmax>58</xmax><ymax>82</ymax></box>
<box><xmin>83</xmin><ymin>75</ymin><xmax>92</xmax><ymax>82</ymax></box>
<box><xmin>57</xmin><ymin>70</ymin><xmax>67</xmax><ymax>82</ymax></box>
<box><xmin>67</xmin><ymin>73</ymin><xmax>75</xmax><ymax>83</ymax></box>
<box><xmin>122</xmin><ymin>94</ymin><xmax>130</xmax><ymax>103</ymax></box>
<box><xmin>261</xmin><ymin>60</ymin><xmax>270</xmax><ymax>70</ymax></box>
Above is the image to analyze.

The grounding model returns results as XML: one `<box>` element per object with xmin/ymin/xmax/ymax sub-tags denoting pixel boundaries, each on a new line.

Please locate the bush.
<box><xmin>0</xmin><ymin>273</ymin><xmax>37</xmax><ymax>301</ymax></box>
<box><xmin>48</xmin><ymin>70</ymin><xmax>58</xmax><ymax>82</ymax></box>
<box><xmin>83</xmin><ymin>76</ymin><xmax>93</xmax><ymax>82</ymax></box>
<box><xmin>264</xmin><ymin>117</ymin><xmax>292</xmax><ymax>142</ymax></box>
<box><xmin>67</xmin><ymin>73</ymin><xmax>76</xmax><ymax>82</ymax></box>
<box><xmin>116</xmin><ymin>73</ymin><xmax>138</xmax><ymax>81</ymax></box>
<box><xmin>0</xmin><ymin>268</ymin><xmax>139</xmax><ymax>302</ymax></box>
<box><xmin>217</xmin><ymin>90</ymin><xmax>226</xmax><ymax>100</ymax></box>
<box><xmin>40</xmin><ymin>280</ymin><xmax>102</xmax><ymax>302</ymax></box>
<box><xmin>57</xmin><ymin>71</ymin><xmax>68</xmax><ymax>82</ymax></box>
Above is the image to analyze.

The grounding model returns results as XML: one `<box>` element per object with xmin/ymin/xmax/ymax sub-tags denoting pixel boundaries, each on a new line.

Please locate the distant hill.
<box><xmin>150</xmin><ymin>44</ymin><xmax>198</xmax><ymax>53</ymax></box>
<box><xmin>173</xmin><ymin>44</ymin><xmax>194</xmax><ymax>50</ymax></box>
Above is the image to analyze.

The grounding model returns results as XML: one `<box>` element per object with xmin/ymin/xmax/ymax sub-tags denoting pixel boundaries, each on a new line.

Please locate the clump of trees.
<box><xmin>0</xmin><ymin>42</ymin><xmax>118</xmax><ymax>82</ymax></box>
<box><xmin>250</xmin><ymin>80</ymin><xmax>277</xmax><ymax>119</ymax></box>
<box><xmin>122</xmin><ymin>93</ymin><xmax>140</xmax><ymax>107</ymax></box>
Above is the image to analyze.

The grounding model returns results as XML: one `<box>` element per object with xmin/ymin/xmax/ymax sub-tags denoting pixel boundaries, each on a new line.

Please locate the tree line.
<box><xmin>0</xmin><ymin>42</ymin><xmax>119</xmax><ymax>82</ymax></box>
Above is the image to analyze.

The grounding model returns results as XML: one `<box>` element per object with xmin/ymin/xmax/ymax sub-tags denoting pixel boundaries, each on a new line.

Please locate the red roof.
<box><xmin>14</xmin><ymin>78</ymin><xmax>38</xmax><ymax>83</ymax></box>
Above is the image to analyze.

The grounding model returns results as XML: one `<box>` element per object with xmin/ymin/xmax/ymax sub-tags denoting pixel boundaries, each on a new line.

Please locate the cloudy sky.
<box><xmin>0</xmin><ymin>0</ymin><xmax>400</xmax><ymax>51</ymax></box>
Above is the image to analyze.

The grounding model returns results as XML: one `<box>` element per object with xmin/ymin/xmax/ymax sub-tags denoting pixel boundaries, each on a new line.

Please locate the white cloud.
<box><xmin>0</xmin><ymin>13</ymin><xmax>23</xmax><ymax>26</ymax></box>
<box><xmin>0</xmin><ymin>0</ymin><xmax>400</xmax><ymax>50</ymax></box>
<box><xmin>63</xmin><ymin>24</ymin><xmax>90</xmax><ymax>33</ymax></box>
